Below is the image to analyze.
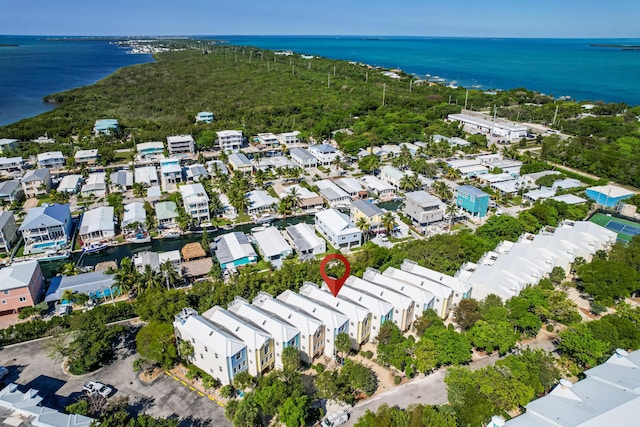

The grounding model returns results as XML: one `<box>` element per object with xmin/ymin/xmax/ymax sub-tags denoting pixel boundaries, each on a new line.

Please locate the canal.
<box><xmin>39</xmin><ymin>200</ymin><xmax>402</xmax><ymax>278</ymax></box>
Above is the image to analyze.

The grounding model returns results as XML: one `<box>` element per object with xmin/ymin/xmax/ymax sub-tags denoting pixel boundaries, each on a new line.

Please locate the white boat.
<box><xmin>37</xmin><ymin>249</ymin><xmax>71</xmax><ymax>262</ymax></box>
<box><xmin>162</xmin><ymin>231</ymin><xmax>181</xmax><ymax>239</ymax></box>
<box><xmin>125</xmin><ymin>228</ymin><xmax>152</xmax><ymax>244</ymax></box>
<box><xmin>82</xmin><ymin>242</ymin><xmax>109</xmax><ymax>254</ymax></box>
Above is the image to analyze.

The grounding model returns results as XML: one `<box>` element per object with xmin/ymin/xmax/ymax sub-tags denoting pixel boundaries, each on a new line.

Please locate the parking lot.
<box><xmin>0</xmin><ymin>333</ymin><xmax>230</xmax><ymax>426</ymax></box>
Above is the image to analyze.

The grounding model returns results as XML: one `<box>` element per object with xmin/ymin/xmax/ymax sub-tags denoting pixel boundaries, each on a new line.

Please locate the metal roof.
<box><xmin>0</xmin><ymin>261</ymin><xmax>40</xmax><ymax>292</ymax></box>
<box><xmin>122</xmin><ymin>202</ymin><xmax>146</xmax><ymax>227</ymax></box>
<box><xmin>45</xmin><ymin>271</ymin><xmax>115</xmax><ymax>302</ymax></box>
<box><xmin>457</xmin><ymin>184</ymin><xmax>489</xmax><ymax>198</ymax></box>
<box><xmin>20</xmin><ymin>204</ymin><xmax>70</xmax><ymax>231</ymax></box>
<box><xmin>215</xmin><ymin>232</ymin><xmax>257</xmax><ymax>264</ymax></box>
<box><xmin>155</xmin><ymin>201</ymin><xmax>179</xmax><ymax>220</ymax></box>
<box><xmin>351</xmin><ymin>199</ymin><xmax>385</xmax><ymax>218</ymax></box>
<box><xmin>79</xmin><ymin>206</ymin><xmax>115</xmax><ymax>235</ymax></box>
<box><xmin>286</xmin><ymin>223</ymin><xmax>325</xmax><ymax>252</ymax></box>
<box><xmin>252</xmin><ymin>227</ymin><xmax>291</xmax><ymax>258</ymax></box>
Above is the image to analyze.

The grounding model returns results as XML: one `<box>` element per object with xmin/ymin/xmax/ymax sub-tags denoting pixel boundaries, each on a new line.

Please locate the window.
<box><xmin>1</xmin><ymin>300</ymin><xmax>5</xmax><ymax>305</ymax></box>
<box><xmin>200</xmin><ymin>353</ymin><xmax>203</xmax><ymax>359</ymax></box>
<box><xmin>219</xmin><ymin>366</ymin><xmax>223</xmax><ymax>372</ymax></box>
<box><xmin>204</xmin><ymin>346</ymin><xmax>208</xmax><ymax>352</ymax></box>
<box><xmin>236</xmin><ymin>352</ymin><xmax>242</xmax><ymax>360</ymax></box>
<box><xmin>215</xmin><ymin>353</ymin><xmax>218</xmax><ymax>359</ymax></box>
<box><xmin>19</xmin><ymin>296</ymin><xmax>27</xmax><ymax>302</ymax></box>
<box><xmin>2</xmin><ymin>290</ymin><xmax>8</xmax><ymax>295</ymax></box>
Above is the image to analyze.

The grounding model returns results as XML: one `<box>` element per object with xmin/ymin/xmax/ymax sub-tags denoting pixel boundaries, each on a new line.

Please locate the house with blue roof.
<box><xmin>456</xmin><ymin>185</ymin><xmax>490</xmax><ymax>218</ymax></box>
<box><xmin>195</xmin><ymin>111</ymin><xmax>214</xmax><ymax>124</ymax></box>
<box><xmin>309</xmin><ymin>143</ymin><xmax>339</xmax><ymax>166</ymax></box>
<box><xmin>19</xmin><ymin>204</ymin><xmax>72</xmax><ymax>255</ymax></box>
<box><xmin>94</xmin><ymin>119</ymin><xmax>118</xmax><ymax>135</ymax></box>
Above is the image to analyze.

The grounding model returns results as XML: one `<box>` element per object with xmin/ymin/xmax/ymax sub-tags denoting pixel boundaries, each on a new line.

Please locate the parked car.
<box><xmin>322</xmin><ymin>409</ymin><xmax>350</xmax><ymax>427</ymax></box>
<box><xmin>83</xmin><ymin>381</ymin><xmax>113</xmax><ymax>398</ymax></box>
<box><xmin>0</xmin><ymin>366</ymin><xmax>8</xmax><ymax>380</ymax></box>
<box><xmin>56</xmin><ymin>304</ymin><xmax>72</xmax><ymax>316</ymax></box>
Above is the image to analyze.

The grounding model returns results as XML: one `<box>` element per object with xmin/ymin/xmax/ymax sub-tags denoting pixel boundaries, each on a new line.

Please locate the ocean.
<box><xmin>218</xmin><ymin>36</ymin><xmax>640</xmax><ymax>106</ymax></box>
<box><xmin>1</xmin><ymin>35</ymin><xmax>640</xmax><ymax>127</ymax></box>
<box><xmin>0</xmin><ymin>35</ymin><xmax>153</xmax><ymax>126</ymax></box>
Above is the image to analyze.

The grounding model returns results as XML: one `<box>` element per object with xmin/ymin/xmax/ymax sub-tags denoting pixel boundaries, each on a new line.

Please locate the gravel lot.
<box><xmin>0</xmin><ymin>327</ymin><xmax>230</xmax><ymax>427</ymax></box>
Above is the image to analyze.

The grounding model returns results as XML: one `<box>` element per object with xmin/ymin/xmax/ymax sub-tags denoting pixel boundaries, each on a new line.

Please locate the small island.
<box><xmin>590</xmin><ymin>43</ymin><xmax>640</xmax><ymax>51</ymax></box>
<box><xmin>0</xmin><ymin>43</ymin><xmax>19</xmax><ymax>47</ymax></box>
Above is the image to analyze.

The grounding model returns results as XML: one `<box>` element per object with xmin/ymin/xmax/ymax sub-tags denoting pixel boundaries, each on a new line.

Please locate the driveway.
<box><xmin>0</xmin><ymin>330</ymin><xmax>230</xmax><ymax>427</ymax></box>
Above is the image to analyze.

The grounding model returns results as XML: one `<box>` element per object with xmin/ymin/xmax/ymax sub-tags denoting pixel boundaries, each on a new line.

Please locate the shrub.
<box><xmin>220</xmin><ymin>384</ymin><xmax>235</xmax><ymax>398</ymax></box>
<box><xmin>363</xmin><ymin>350</ymin><xmax>373</xmax><ymax>359</ymax></box>
<box><xmin>546</xmin><ymin>324</ymin><xmax>554</xmax><ymax>332</ymax></box>
<box><xmin>394</xmin><ymin>375</ymin><xmax>402</xmax><ymax>385</ymax></box>
<box><xmin>314</xmin><ymin>363</ymin><xmax>325</xmax><ymax>373</ymax></box>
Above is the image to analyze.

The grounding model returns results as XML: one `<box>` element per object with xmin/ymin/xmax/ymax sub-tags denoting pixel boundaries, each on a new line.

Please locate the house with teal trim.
<box><xmin>19</xmin><ymin>203</ymin><xmax>72</xmax><ymax>255</ymax></box>
<box><xmin>94</xmin><ymin>119</ymin><xmax>118</xmax><ymax>135</ymax></box>
<box><xmin>195</xmin><ymin>111</ymin><xmax>214</xmax><ymax>124</ymax></box>
<box><xmin>456</xmin><ymin>185</ymin><xmax>490</xmax><ymax>218</ymax></box>
<box><xmin>45</xmin><ymin>271</ymin><xmax>118</xmax><ymax>304</ymax></box>
<box><xmin>214</xmin><ymin>232</ymin><xmax>258</xmax><ymax>270</ymax></box>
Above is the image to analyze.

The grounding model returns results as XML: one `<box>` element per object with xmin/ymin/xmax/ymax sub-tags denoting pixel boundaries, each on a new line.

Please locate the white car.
<box><xmin>83</xmin><ymin>381</ymin><xmax>113</xmax><ymax>398</ymax></box>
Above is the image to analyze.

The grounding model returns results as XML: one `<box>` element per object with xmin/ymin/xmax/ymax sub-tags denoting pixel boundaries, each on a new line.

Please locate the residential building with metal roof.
<box><xmin>79</xmin><ymin>206</ymin><xmax>116</xmax><ymax>245</ymax></box>
<box><xmin>315</xmin><ymin>208</ymin><xmax>362</xmax><ymax>249</ymax></box>
<box><xmin>251</xmin><ymin>227</ymin><xmax>292</xmax><ymax>268</ymax></box>
<box><xmin>214</xmin><ymin>231</ymin><xmax>258</xmax><ymax>270</ymax></box>
<box><xmin>285</xmin><ymin>223</ymin><xmax>326</xmax><ymax>259</ymax></box>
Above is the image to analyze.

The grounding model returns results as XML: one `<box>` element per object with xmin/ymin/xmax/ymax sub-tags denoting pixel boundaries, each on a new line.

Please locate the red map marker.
<box><xmin>319</xmin><ymin>254</ymin><xmax>350</xmax><ymax>297</ymax></box>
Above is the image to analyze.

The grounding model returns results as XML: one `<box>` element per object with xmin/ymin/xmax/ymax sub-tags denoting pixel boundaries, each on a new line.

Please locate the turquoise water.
<box><xmin>0</xmin><ymin>36</ymin><xmax>153</xmax><ymax>126</ymax></box>
<box><xmin>218</xmin><ymin>36</ymin><xmax>640</xmax><ymax>105</ymax></box>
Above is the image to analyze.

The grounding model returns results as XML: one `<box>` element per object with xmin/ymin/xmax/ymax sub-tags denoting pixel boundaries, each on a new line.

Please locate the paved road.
<box><xmin>0</xmin><ymin>330</ymin><xmax>230</xmax><ymax>427</ymax></box>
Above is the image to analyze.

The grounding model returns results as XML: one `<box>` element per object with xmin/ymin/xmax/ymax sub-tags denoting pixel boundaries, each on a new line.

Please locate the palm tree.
<box><xmin>61</xmin><ymin>289</ymin><xmax>75</xmax><ymax>304</ymax></box>
<box><xmin>286</xmin><ymin>187</ymin><xmax>301</xmax><ymax>210</ymax></box>
<box><xmin>215</xmin><ymin>172</ymin><xmax>230</xmax><ymax>194</ymax></box>
<box><xmin>114</xmin><ymin>257</ymin><xmax>140</xmax><ymax>296</ymax></box>
<box><xmin>139</xmin><ymin>265</ymin><xmax>163</xmax><ymax>294</ymax></box>
<box><xmin>159</xmin><ymin>260</ymin><xmax>180</xmax><ymax>290</ymax></box>
<box><xmin>356</xmin><ymin>217</ymin><xmax>370</xmax><ymax>243</ymax></box>
<box><xmin>381</xmin><ymin>212</ymin><xmax>396</xmax><ymax>236</ymax></box>
<box><xmin>445</xmin><ymin>203</ymin><xmax>458</xmax><ymax>229</ymax></box>
<box><xmin>399</xmin><ymin>174</ymin><xmax>421</xmax><ymax>192</ymax></box>
<box><xmin>132</xmin><ymin>182</ymin><xmax>147</xmax><ymax>198</ymax></box>
<box><xmin>277</xmin><ymin>198</ymin><xmax>293</xmax><ymax>219</ymax></box>
<box><xmin>445</xmin><ymin>167</ymin><xmax>461</xmax><ymax>181</ymax></box>
<box><xmin>59</xmin><ymin>262</ymin><xmax>80</xmax><ymax>276</ymax></box>
<box><xmin>433</xmin><ymin>181</ymin><xmax>453</xmax><ymax>201</ymax></box>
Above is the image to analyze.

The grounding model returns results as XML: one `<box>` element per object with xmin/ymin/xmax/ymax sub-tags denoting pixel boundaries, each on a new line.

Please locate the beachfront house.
<box><xmin>79</xmin><ymin>206</ymin><xmax>116</xmax><ymax>245</ymax></box>
<box><xmin>19</xmin><ymin>203</ymin><xmax>72</xmax><ymax>255</ymax></box>
<box><xmin>0</xmin><ymin>138</ymin><xmax>18</xmax><ymax>154</ymax></box>
<box><xmin>253</xmin><ymin>291</ymin><xmax>325</xmax><ymax>364</ymax></box>
<box><xmin>315</xmin><ymin>208</ymin><xmax>362</xmax><ymax>249</ymax></box>
<box><xmin>45</xmin><ymin>271</ymin><xmax>118</xmax><ymax>304</ymax></box>
<box><xmin>228</xmin><ymin>297</ymin><xmax>300</xmax><ymax>371</ymax></box>
<box><xmin>404</xmin><ymin>190</ymin><xmax>444</xmax><ymax>226</ymax></box>
<box><xmin>195</xmin><ymin>111</ymin><xmax>214</xmax><ymax>124</ymax></box>
<box><xmin>94</xmin><ymin>119</ymin><xmax>118</xmax><ymax>135</ymax></box>
<box><xmin>37</xmin><ymin>151</ymin><xmax>65</xmax><ymax>169</ymax></box>
<box><xmin>173</xmin><ymin>308</ymin><xmax>248</xmax><ymax>386</ymax></box>
<box><xmin>0</xmin><ymin>261</ymin><xmax>45</xmax><ymax>316</ymax></box>
<box><xmin>285</xmin><ymin>223</ymin><xmax>326</xmax><ymax>259</ymax></box>
<box><xmin>57</xmin><ymin>174</ymin><xmax>83</xmax><ymax>194</ymax></box>
<box><xmin>202</xmin><ymin>306</ymin><xmax>275</xmax><ymax>378</ymax></box>
<box><xmin>456</xmin><ymin>185</ymin><xmax>490</xmax><ymax>218</ymax></box>
<box><xmin>166</xmin><ymin>135</ymin><xmax>195</xmax><ymax>156</ymax></box>
<box><xmin>74</xmin><ymin>149</ymin><xmax>99</xmax><ymax>165</ymax></box>
<box><xmin>21</xmin><ymin>169</ymin><xmax>51</xmax><ymax>197</ymax></box>
<box><xmin>80</xmin><ymin>172</ymin><xmax>106</xmax><ymax>198</ymax></box>
<box><xmin>350</xmin><ymin>199</ymin><xmax>385</xmax><ymax>233</ymax></box>
<box><xmin>251</xmin><ymin>227</ymin><xmax>293</xmax><ymax>268</ymax></box>
<box><xmin>136</xmin><ymin>141</ymin><xmax>165</xmax><ymax>160</ymax></box>
<box><xmin>289</xmin><ymin>147</ymin><xmax>318</xmax><ymax>168</ymax></box>
<box><xmin>216</xmin><ymin>130</ymin><xmax>243</xmax><ymax>153</ymax></box>
<box><xmin>277</xmin><ymin>290</ymin><xmax>348</xmax><ymax>358</ymax></box>
<box><xmin>180</xmin><ymin>183</ymin><xmax>210</xmax><ymax>223</ymax></box>
<box><xmin>160</xmin><ymin>158</ymin><xmax>183</xmax><ymax>189</ymax></box>
<box><xmin>300</xmin><ymin>282</ymin><xmax>372</xmax><ymax>350</ymax></box>
<box><xmin>0</xmin><ymin>180</ymin><xmax>23</xmax><ymax>204</ymax></box>
<box><xmin>0</xmin><ymin>211</ymin><xmax>19</xmax><ymax>255</ymax></box>
<box><xmin>155</xmin><ymin>201</ymin><xmax>179</xmax><ymax>230</ymax></box>
<box><xmin>214</xmin><ymin>232</ymin><xmax>258</xmax><ymax>270</ymax></box>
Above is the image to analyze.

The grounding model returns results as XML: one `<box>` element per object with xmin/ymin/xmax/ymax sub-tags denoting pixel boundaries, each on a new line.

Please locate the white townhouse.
<box><xmin>0</xmin><ymin>157</ymin><xmax>24</xmax><ymax>175</ymax></box>
<box><xmin>173</xmin><ymin>308</ymin><xmax>248</xmax><ymax>386</ymax></box>
<box><xmin>277</xmin><ymin>290</ymin><xmax>349</xmax><ymax>358</ymax></box>
<box><xmin>216</xmin><ymin>130</ymin><xmax>243</xmax><ymax>153</ymax></box>
<box><xmin>74</xmin><ymin>149</ymin><xmax>99</xmax><ymax>164</ymax></box>
<box><xmin>277</xmin><ymin>131</ymin><xmax>300</xmax><ymax>145</ymax></box>
<box><xmin>20</xmin><ymin>169</ymin><xmax>52</xmax><ymax>198</ymax></box>
<box><xmin>363</xmin><ymin>267</ymin><xmax>437</xmax><ymax>321</ymax></box>
<box><xmin>180</xmin><ymin>183</ymin><xmax>210</xmax><ymax>223</ymax></box>
<box><xmin>79</xmin><ymin>206</ymin><xmax>116</xmax><ymax>245</ymax></box>
<box><xmin>300</xmin><ymin>282</ymin><xmax>373</xmax><ymax>350</ymax></box>
<box><xmin>344</xmin><ymin>275</ymin><xmax>415</xmax><ymax>332</ymax></box>
<box><xmin>404</xmin><ymin>191</ymin><xmax>444</xmax><ymax>226</ymax></box>
<box><xmin>315</xmin><ymin>208</ymin><xmax>362</xmax><ymax>249</ymax></box>
<box><xmin>228</xmin><ymin>297</ymin><xmax>300</xmax><ymax>371</ymax></box>
<box><xmin>308</xmin><ymin>143</ymin><xmax>340</xmax><ymax>166</ymax></box>
<box><xmin>334</xmin><ymin>282</ymin><xmax>393</xmax><ymax>343</ymax></box>
<box><xmin>203</xmin><ymin>306</ymin><xmax>275</xmax><ymax>377</ymax></box>
<box><xmin>289</xmin><ymin>147</ymin><xmax>318</xmax><ymax>168</ymax></box>
<box><xmin>381</xmin><ymin>266</ymin><xmax>452</xmax><ymax>319</ymax></box>
<box><xmin>253</xmin><ymin>291</ymin><xmax>325</xmax><ymax>364</ymax></box>
<box><xmin>166</xmin><ymin>135</ymin><xmax>195</xmax><ymax>156</ymax></box>
<box><xmin>401</xmin><ymin>259</ymin><xmax>471</xmax><ymax>303</ymax></box>
<box><xmin>37</xmin><ymin>151</ymin><xmax>65</xmax><ymax>169</ymax></box>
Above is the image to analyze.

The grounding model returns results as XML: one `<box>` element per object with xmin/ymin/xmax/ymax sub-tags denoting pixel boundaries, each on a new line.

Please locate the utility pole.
<box><xmin>328</xmin><ymin>73</ymin><xmax>331</xmax><ymax>89</ymax></box>
<box><xmin>382</xmin><ymin>84</ymin><xmax>386</xmax><ymax>107</ymax></box>
<box><xmin>464</xmin><ymin>89</ymin><xmax>469</xmax><ymax>110</ymax></box>
<box><xmin>292</xmin><ymin>65</ymin><xmax>295</xmax><ymax>77</ymax></box>
<box><xmin>409</xmin><ymin>79</ymin><xmax>413</xmax><ymax>92</ymax></box>
<box><xmin>365</xmin><ymin>71</ymin><xmax>368</xmax><ymax>83</ymax></box>
<box><xmin>552</xmin><ymin>104</ymin><xmax>559</xmax><ymax>127</ymax></box>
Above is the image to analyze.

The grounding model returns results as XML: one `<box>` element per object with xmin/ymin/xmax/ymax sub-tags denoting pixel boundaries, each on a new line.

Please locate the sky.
<box><xmin>2</xmin><ymin>0</ymin><xmax>639</xmax><ymax>38</ymax></box>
